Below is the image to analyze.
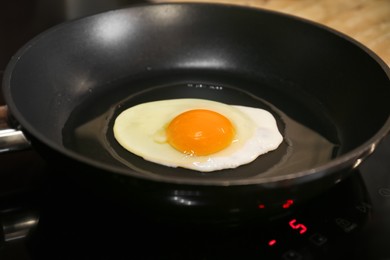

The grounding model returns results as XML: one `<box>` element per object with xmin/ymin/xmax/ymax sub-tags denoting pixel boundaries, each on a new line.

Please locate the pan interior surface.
<box><xmin>62</xmin><ymin>74</ymin><xmax>340</xmax><ymax>182</ymax></box>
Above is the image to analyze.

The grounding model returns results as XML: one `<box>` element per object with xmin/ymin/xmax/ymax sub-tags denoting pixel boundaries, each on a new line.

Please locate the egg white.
<box><xmin>113</xmin><ymin>98</ymin><xmax>283</xmax><ymax>172</ymax></box>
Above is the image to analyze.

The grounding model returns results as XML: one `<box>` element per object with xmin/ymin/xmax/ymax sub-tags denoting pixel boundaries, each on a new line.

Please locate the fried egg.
<box><xmin>113</xmin><ymin>98</ymin><xmax>283</xmax><ymax>172</ymax></box>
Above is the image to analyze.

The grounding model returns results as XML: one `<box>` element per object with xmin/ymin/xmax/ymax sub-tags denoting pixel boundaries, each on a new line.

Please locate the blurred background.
<box><xmin>153</xmin><ymin>0</ymin><xmax>390</xmax><ymax>66</ymax></box>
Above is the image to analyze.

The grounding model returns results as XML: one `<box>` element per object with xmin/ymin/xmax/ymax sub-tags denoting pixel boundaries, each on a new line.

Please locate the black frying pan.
<box><xmin>2</xmin><ymin>3</ymin><xmax>390</xmax><ymax>224</ymax></box>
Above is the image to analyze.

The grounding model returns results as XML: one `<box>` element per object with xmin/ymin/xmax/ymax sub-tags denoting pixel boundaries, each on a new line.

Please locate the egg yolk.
<box><xmin>166</xmin><ymin>109</ymin><xmax>235</xmax><ymax>156</ymax></box>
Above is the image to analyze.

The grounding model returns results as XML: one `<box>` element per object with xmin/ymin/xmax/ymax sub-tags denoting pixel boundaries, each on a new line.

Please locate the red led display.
<box><xmin>282</xmin><ymin>199</ymin><xmax>294</xmax><ymax>209</ymax></box>
<box><xmin>289</xmin><ymin>219</ymin><xmax>307</xmax><ymax>234</ymax></box>
<box><xmin>268</xmin><ymin>239</ymin><xmax>277</xmax><ymax>246</ymax></box>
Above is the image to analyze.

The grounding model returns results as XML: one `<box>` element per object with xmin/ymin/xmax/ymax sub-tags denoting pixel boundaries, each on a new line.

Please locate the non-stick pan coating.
<box><xmin>3</xmin><ymin>3</ymin><xmax>390</xmax><ymax>186</ymax></box>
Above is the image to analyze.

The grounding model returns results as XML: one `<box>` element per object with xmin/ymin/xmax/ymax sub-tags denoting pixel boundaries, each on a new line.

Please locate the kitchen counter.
<box><xmin>152</xmin><ymin>0</ymin><xmax>390</xmax><ymax>67</ymax></box>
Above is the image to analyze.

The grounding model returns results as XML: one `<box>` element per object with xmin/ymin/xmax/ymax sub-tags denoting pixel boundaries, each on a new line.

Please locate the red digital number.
<box><xmin>289</xmin><ymin>219</ymin><xmax>307</xmax><ymax>234</ymax></box>
<box><xmin>268</xmin><ymin>239</ymin><xmax>277</xmax><ymax>246</ymax></box>
<box><xmin>282</xmin><ymin>199</ymin><xmax>294</xmax><ymax>209</ymax></box>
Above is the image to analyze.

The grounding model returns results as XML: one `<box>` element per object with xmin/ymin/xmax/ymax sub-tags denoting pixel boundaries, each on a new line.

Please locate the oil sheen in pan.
<box><xmin>62</xmin><ymin>82</ymin><xmax>340</xmax><ymax>181</ymax></box>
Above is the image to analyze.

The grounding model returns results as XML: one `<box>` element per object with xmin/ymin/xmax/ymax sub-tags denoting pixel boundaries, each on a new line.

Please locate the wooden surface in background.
<box><xmin>152</xmin><ymin>0</ymin><xmax>390</xmax><ymax>67</ymax></box>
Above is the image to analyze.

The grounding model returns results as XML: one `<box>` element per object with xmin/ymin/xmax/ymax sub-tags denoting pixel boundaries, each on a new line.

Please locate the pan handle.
<box><xmin>0</xmin><ymin>105</ymin><xmax>31</xmax><ymax>153</ymax></box>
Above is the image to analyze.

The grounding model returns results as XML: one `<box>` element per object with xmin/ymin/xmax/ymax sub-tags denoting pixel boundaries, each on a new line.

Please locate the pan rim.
<box><xmin>3</xmin><ymin>2</ymin><xmax>390</xmax><ymax>187</ymax></box>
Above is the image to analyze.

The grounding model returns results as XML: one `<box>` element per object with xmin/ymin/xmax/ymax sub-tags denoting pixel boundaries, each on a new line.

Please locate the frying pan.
<box><xmin>1</xmin><ymin>3</ymin><xmax>390</xmax><ymax>224</ymax></box>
